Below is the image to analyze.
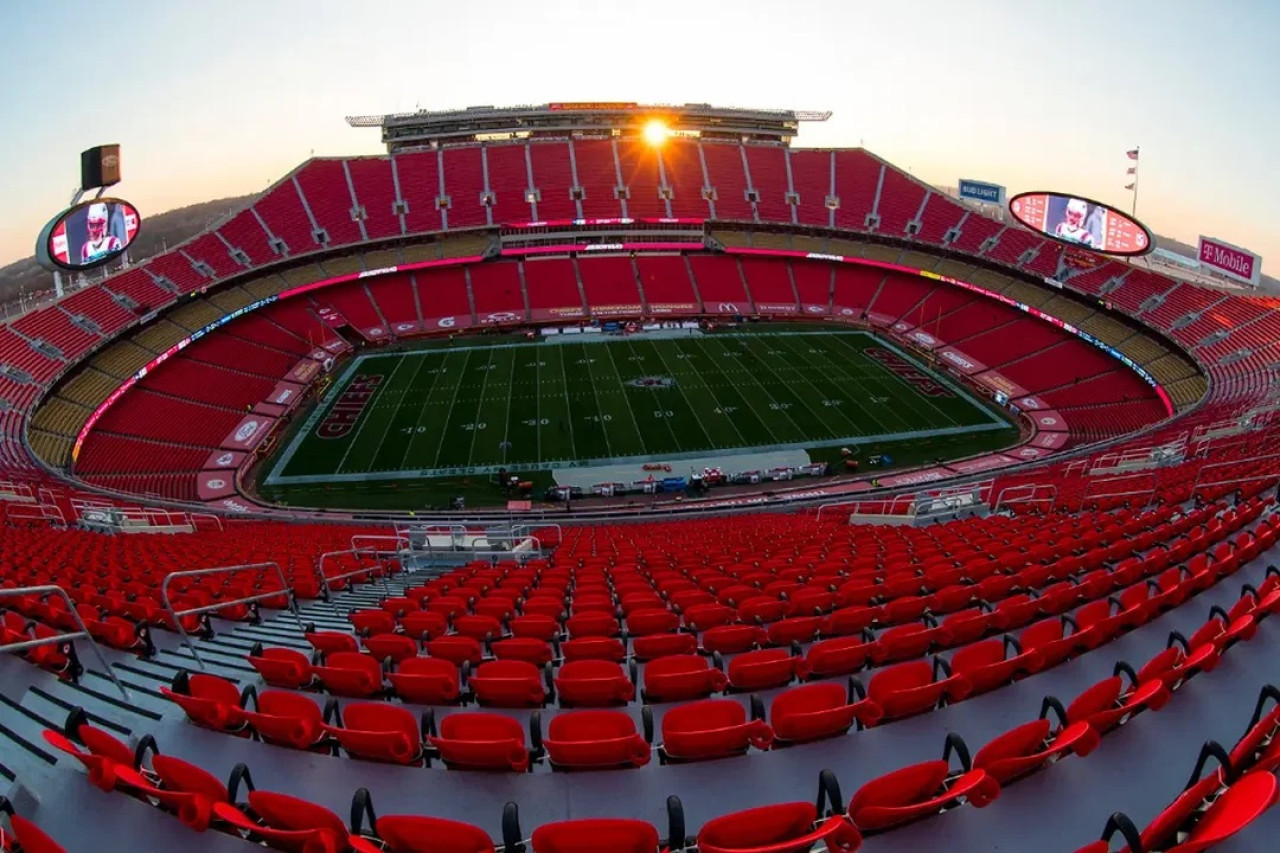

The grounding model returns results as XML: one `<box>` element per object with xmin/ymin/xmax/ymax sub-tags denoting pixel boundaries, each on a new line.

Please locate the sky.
<box><xmin>1</xmin><ymin>0</ymin><xmax>1278</xmax><ymax>272</ymax></box>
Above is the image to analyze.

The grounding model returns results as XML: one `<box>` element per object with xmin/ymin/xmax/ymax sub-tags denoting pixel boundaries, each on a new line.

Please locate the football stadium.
<box><xmin>1</xmin><ymin>8</ymin><xmax>1279</xmax><ymax>850</ymax></box>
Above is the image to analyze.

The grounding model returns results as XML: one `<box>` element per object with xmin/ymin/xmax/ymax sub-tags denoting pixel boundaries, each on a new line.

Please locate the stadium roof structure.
<box><xmin>345</xmin><ymin>101</ymin><xmax>832</xmax><ymax>151</ymax></box>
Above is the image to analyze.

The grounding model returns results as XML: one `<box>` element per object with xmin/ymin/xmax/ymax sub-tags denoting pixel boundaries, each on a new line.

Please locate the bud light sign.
<box><xmin>1197</xmin><ymin>236</ymin><xmax>1261</xmax><ymax>286</ymax></box>
<box><xmin>958</xmin><ymin>179</ymin><xmax>1006</xmax><ymax>205</ymax></box>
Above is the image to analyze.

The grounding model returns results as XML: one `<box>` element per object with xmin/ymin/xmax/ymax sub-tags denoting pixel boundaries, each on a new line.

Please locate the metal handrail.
<box><xmin>318</xmin><ymin>547</ymin><xmax>403</xmax><ymax>604</ymax></box>
<box><xmin>511</xmin><ymin>523</ymin><xmax>561</xmax><ymax>545</ymax></box>
<box><xmin>992</xmin><ymin>483</ymin><xmax>1058</xmax><ymax>515</ymax></box>
<box><xmin>188</xmin><ymin>513</ymin><xmax>224</xmax><ymax>532</ymax></box>
<box><xmin>0</xmin><ymin>585</ymin><xmax>129</xmax><ymax>699</ymax></box>
<box><xmin>1191</xmin><ymin>452</ymin><xmax>1280</xmax><ymax>498</ymax></box>
<box><xmin>5</xmin><ymin>503</ymin><xmax>66</xmax><ymax>526</ymax></box>
<box><xmin>161</xmin><ymin>562</ymin><xmax>298</xmax><ymax>669</ymax></box>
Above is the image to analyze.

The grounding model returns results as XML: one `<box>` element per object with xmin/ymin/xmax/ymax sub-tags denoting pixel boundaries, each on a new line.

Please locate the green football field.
<box><xmin>263</xmin><ymin>330</ymin><xmax>1014</xmax><ymax>495</ymax></box>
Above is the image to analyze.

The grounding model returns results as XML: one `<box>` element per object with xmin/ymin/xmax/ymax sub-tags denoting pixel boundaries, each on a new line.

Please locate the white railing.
<box><xmin>0</xmin><ymin>585</ymin><xmax>129</xmax><ymax>699</ymax></box>
<box><xmin>161</xmin><ymin>562</ymin><xmax>297</xmax><ymax>669</ymax></box>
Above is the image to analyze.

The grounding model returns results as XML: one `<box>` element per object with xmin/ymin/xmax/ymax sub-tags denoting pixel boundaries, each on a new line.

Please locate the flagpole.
<box><xmin>1130</xmin><ymin>146</ymin><xmax>1139</xmax><ymax>218</ymax></box>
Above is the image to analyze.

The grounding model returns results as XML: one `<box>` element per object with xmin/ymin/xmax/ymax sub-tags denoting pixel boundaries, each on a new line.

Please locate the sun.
<box><xmin>642</xmin><ymin>118</ymin><xmax>670</xmax><ymax>146</ymax></box>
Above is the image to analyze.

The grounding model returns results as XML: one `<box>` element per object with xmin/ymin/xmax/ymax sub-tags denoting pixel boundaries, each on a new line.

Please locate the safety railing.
<box><xmin>816</xmin><ymin>492</ymin><xmax>915</xmax><ymax>524</ymax></box>
<box><xmin>5</xmin><ymin>502</ymin><xmax>67</xmax><ymax>526</ymax></box>
<box><xmin>189</xmin><ymin>512</ymin><xmax>224</xmax><ymax>532</ymax></box>
<box><xmin>0</xmin><ymin>585</ymin><xmax>129</xmax><ymax>699</ymax></box>
<box><xmin>1080</xmin><ymin>470</ymin><xmax>1158</xmax><ymax>510</ymax></box>
<box><xmin>991</xmin><ymin>483</ymin><xmax>1058</xmax><ymax>515</ymax></box>
<box><xmin>161</xmin><ymin>562</ymin><xmax>298</xmax><ymax>669</ymax></box>
<box><xmin>1191</xmin><ymin>453</ymin><xmax>1280</xmax><ymax>501</ymax></box>
<box><xmin>511</xmin><ymin>523</ymin><xmax>561</xmax><ymax>546</ymax></box>
<box><xmin>318</xmin><ymin>538</ymin><xmax>410</xmax><ymax>603</ymax></box>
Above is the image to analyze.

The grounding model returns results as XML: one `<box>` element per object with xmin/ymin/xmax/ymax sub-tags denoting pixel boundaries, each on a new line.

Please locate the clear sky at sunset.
<box><xmin>1</xmin><ymin>0</ymin><xmax>1276</xmax><ymax>271</ymax></box>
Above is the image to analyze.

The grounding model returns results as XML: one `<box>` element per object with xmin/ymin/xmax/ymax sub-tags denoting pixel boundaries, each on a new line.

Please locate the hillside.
<box><xmin>0</xmin><ymin>195</ymin><xmax>255</xmax><ymax>307</ymax></box>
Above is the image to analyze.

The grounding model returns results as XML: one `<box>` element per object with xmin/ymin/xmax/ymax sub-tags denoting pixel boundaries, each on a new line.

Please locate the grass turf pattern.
<box><xmin>267</xmin><ymin>330</ymin><xmax>1010</xmax><ymax>486</ymax></box>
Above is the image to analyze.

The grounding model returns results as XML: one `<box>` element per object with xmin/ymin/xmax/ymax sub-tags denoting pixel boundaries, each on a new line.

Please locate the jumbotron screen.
<box><xmin>1008</xmin><ymin>192</ymin><xmax>1152</xmax><ymax>256</ymax></box>
<box><xmin>38</xmin><ymin>198</ymin><xmax>141</xmax><ymax>271</ymax></box>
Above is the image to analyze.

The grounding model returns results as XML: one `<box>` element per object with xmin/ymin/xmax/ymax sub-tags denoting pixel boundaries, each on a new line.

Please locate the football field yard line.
<box><xmin>681</xmin><ymin>339</ymin><xmax>778</xmax><ymax>446</ymax></box>
<box><xmin>769</xmin><ymin>334</ymin><xmax>900</xmax><ymax>434</ymax></box>
<box><xmin>654</xmin><ymin>338</ymin><xmax>750</xmax><ymax>448</ymax></box>
<box><xmin>534</xmin><ymin>352</ymin><xmax>542</xmax><ymax>462</ymax></box>
<box><xmin>629</xmin><ymin>339</ymin><xmax>717</xmax><ymax>453</ymax></box>
<box><xmin>779</xmin><ymin>333</ymin><xmax>918</xmax><ymax>434</ymax></box>
<box><xmin>556</xmin><ymin>344</ymin><xmax>582</xmax><ymax>462</ymax></box>
<box><xmin>367</xmin><ymin>351</ymin><xmax>432</xmax><ymax>472</ymax></box>
<box><xmin>825</xmin><ymin>333</ymin><xmax>966</xmax><ymax>429</ymax></box>
<box><xmin>424</xmin><ymin>349</ymin><xmax>472</xmax><ymax>471</ymax></box>
<box><xmin>846</xmin><ymin>333</ymin><xmax>1004</xmax><ymax>429</ymax></box>
<box><xmin>690</xmin><ymin>337</ymin><xmax>788</xmax><ymax>444</ymax></box>
<box><xmin>713</xmin><ymin>337</ymin><xmax>839</xmax><ymax>442</ymax></box>
<box><xmin>393</xmin><ymin>351</ymin><xmax>449</xmax><ymax>470</ymax></box>
<box><xmin>750</xmin><ymin>335</ymin><xmax>876</xmax><ymax>437</ymax></box>
<box><xmin>463</xmin><ymin>349</ymin><xmax>500</xmax><ymax>467</ymax></box>
<box><xmin>582</xmin><ymin>347</ymin><xmax>616</xmax><ymax>459</ymax></box>
<box><xmin>699</xmin><ymin>337</ymin><xmax>817</xmax><ymax>439</ymax></box>
<box><xmin>657</xmin><ymin>339</ymin><xmax>742</xmax><ymax>451</ymax></box>
<box><xmin>603</xmin><ymin>342</ymin><xmax>675</xmax><ymax>456</ymax></box>
<box><xmin>334</xmin><ymin>355</ymin><xmax>409</xmax><ymax>475</ymax></box>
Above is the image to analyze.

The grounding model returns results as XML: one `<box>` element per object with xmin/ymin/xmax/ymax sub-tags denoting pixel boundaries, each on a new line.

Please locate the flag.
<box><xmin>1126</xmin><ymin>148</ymin><xmax>1140</xmax><ymax>160</ymax></box>
<box><xmin>1126</xmin><ymin>166</ymin><xmax>1137</xmax><ymax>175</ymax></box>
<box><xmin>1124</xmin><ymin>182</ymin><xmax>1136</xmax><ymax>191</ymax></box>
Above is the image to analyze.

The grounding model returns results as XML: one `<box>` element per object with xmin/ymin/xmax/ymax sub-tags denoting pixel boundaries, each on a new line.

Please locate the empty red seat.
<box><xmin>660</xmin><ymin>699</ymin><xmax>773</xmax><ymax>762</ymax></box>
<box><xmin>805</xmin><ymin>633</ymin><xmax>874</xmax><ymax>678</ymax></box>
<box><xmin>427</xmin><ymin>711</ymin><xmax>530</xmax><ymax>772</ymax></box>
<box><xmin>389</xmin><ymin>656</ymin><xmax>463</xmax><ymax>705</ymax></box>
<box><xmin>566</xmin><ymin>612</ymin><xmax>620</xmax><ymax>638</ymax></box>
<box><xmin>491</xmin><ymin>637</ymin><xmax>555</xmax><ymax>666</ymax></box>
<box><xmin>454</xmin><ymin>614</ymin><xmax>505</xmax><ymax>642</ymax></box>
<box><xmin>972</xmin><ymin>715</ymin><xmax>1100</xmax><ymax>785</ymax></box>
<box><xmin>771</xmin><ymin>681</ymin><xmax>884</xmax><ymax>745</ymax></box>
<box><xmin>767</xmin><ymin>616</ymin><xmax>824</xmax><ymax>647</ymax></box>
<box><xmin>1057</xmin><ymin>668</ymin><xmax>1170</xmax><ymax>734</ymax></box>
<box><xmin>398</xmin><ymin>610</ymin><xmax>449</xmax><ymax>640</ymax></box>
<box><xmin>866</xmin><ymin>659</ymin><xmax>970</xmax><ymax>722</ymax></box>
<box><xmin>631</xmin><ymin>633</ymin><xmax>698</xmax><ymax>661</ymax></box>
<box><xmin>530</xmin><ymin>818</ymin><xmax>660</xmax><ymax>853</ymax></box>
<box><xmin>542</xmin><ymin>710</ymin><xmax>651</xmax><ymax>770</ymax></box>
<box><xmin>948</xmin><ymin>636</ymin><xmax>1042</xmax><ymax>696</ymax></box>
<box><xmin>726</xmin><ymin>647</ymin><xmax>806</xmax><ymax>692</ymax></box>
<box><xmin>696</xmin><ymin>800</ymin><xmax>862</xmax><ymax>853</ymax></box>
<box><xmin>847</xmin><ymin>735</ymin><xmax>1000</xmax><ymax>832</ymax></box>
<box><xmin>426</xmin><ymin>635</ymin><xmax>485</xmax><ymax>666</ymax></box>
<box><xmin>247</xmin><ymin>646</ymin><xmax>314</xmax><ymax>689</ymax></box>
<box><xmin>213</xmin><ymin>788</ymin><xmax>369</xmax><ymax>853</ymax></box>
<box><xmin>160</xmin><ymin>672</ymin><xmax>246</xmax><ymax>732</ymax></box>
<box><xmin>241</xmin><ymin>690</ymin><xmax>328</xmax><ymax>750</ymax></box>
<box><xmin>509</xmin><ymin>614</ymin><xmax>561</xmax><ymax>641</ymax></box>
<box><xmin>555</xmin><ymin>660</ymin><xmax>635</xmax><ymax>707</ymax></box>
<box><xmin>327</xmin><ymin>702</ymin><xmax>423</xmax><ymax>765</ymax></box>
<box><xmin>701</xmin><ymin>624</ymin><xmax>766</xmax><ymax>655</ymax></box>
<box><xmin>306</xmin><ymin>630</ymin><xmax>360</xmax><ymax>656</ymax></box>
<box><xmin>364</xmin><ymin>633</ymin><xmax>420</xmax><ymax>664</ymax></box>
<box><xmin>312</xmin><ymin>651</ymin><xmax>385</xmax><ymax>697</ymax></box>
<box><xmin>561</xmin><ymin>636</ymin><xmax>628</xmax><ymax>662</ymax></box>
<box><xmin>369</xmin><ymin>812</ymin><xmax>496</xmax><ymax>853</ymax></box>
<box><xmin>682</xmin><ymin>603</ymin><xmax>736</xmax><ymax>632</ymax></box>
<box><xmin>642</xmin><ymin>654</ymin><xmax>728</xmax><ymax>703</ymax></box>
<box><xmin>469</xmin><ymin>660</ymin><xmax>547</xmax><ymax>707</ymax></box>
<box><xmin>349</xmin><ymin>609</ymin><xmax>397</xmax><ymax>635</ymax></box>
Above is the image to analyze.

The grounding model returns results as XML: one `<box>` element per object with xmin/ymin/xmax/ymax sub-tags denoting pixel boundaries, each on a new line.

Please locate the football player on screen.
<box><xmin>80</xmin><ymin>203</ymin><xmax>123</xmax><ymax>264</ymax></box>
<box><xmin>1054</xmin><ymin>198</ymin><xmax>1096</xmax><ymax>247</ymax></box>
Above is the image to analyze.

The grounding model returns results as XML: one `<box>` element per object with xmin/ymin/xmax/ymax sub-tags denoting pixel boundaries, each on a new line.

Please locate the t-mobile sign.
<box><xmin>1198</xmin><ymin>236</ymin><xmax>1261</xmax><ymax>286</ymax></box>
